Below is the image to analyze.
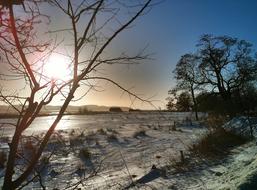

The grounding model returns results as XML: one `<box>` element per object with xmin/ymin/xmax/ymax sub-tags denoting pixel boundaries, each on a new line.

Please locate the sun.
<box><xmin>44</xmin><ymin>54</ymin><xmax>71</xmax><ymax>80</ymax></box>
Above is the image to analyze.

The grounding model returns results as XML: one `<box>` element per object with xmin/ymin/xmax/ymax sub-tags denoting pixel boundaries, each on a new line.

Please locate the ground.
<box><xmin>0</xmin><ymin>112</ymin><xmax>256</xmax><ymax>189</ymax></box>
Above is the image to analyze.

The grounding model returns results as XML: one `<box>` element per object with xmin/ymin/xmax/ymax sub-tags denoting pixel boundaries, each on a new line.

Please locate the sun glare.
<box><xmin>44</xmin><ymin>54</ymin><xmax>71</xmax><ymax>80</ymax></box>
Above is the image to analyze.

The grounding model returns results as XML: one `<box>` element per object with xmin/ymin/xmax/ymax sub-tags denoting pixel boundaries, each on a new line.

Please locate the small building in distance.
<box><xmin>129</xmin><ymin>108</ymin><xmax>141</xmax><ymax>112</ymax></box>
<box><xmin>109</xmin><ymin>107</ymin><xmax>123</xmax><ymax>112</ymax></box>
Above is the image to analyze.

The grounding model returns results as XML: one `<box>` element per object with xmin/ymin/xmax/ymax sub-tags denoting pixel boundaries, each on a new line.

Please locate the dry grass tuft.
<box><xmin>190</xmin><ymin>127</ymin><xmax>249</xmax><ymax>157</ymax></box>
<box><xmin>203</xmin><ymin>114</ymin><xmax>229</xmax><ymax>129</ymax></box>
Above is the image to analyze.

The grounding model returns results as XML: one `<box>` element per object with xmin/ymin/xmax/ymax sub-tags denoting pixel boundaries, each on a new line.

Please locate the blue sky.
<box><xmin>93</xmin><ymin>0</ymin><xmax>257</xmax><ymax>109</ymax></box>
<box><xmin>1</xmin><ymin>0</ymin><xmax>257</xmax><ymax>109</ymax></box>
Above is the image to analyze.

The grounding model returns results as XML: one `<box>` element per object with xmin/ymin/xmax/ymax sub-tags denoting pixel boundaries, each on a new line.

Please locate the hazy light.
<box><xmin>44</xmin><ymin>54</ymin><xmax>71</xmax><ymax>80</ymax></box>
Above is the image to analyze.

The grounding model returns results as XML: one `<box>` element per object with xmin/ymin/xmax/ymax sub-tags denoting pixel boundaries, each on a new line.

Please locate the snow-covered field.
<box><xmin>0</xmin><ymin>112</ymin><xmax>256</xmax><ymax>189</ymax></box>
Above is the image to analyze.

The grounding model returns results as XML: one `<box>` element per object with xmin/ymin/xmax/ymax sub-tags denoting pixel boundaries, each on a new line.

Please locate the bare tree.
<box><xmin>167</xmin><ymin>89</ymin><xmax>193</xmax><ymax>112</ymax></box>
<box><xmin>172</xmin><ymin>53</ymin><xmax>203</xmax><ymax>120</ymax></box>
<box><xmin>197</xmin><ymin>34</ymin><xmax>257</xmax><ymax>102</ymax></box>
<box><xmin>170</xmin><ymin>34</ymin><xmax>257</xmax><ymax>116</ymax></box>
<box><xmin>0</xmin><ymin>0</ymin><xmax>153</xmax><ymax>189</ymax></box>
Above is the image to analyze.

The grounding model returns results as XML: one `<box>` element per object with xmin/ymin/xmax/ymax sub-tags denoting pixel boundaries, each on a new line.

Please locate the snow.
<box><xmin>0</xmin><ymin>113</ymin><xmax>257</xmax><ymax>189</ymax></box>
<box><xmin>223</xmin><ymin>116</ymin><xmax>257</xmax><ymax>137</ymax></box>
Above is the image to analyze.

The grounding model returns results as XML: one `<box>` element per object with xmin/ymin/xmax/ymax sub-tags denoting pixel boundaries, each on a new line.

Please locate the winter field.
<box><xmin>0</xmin><ymin>112</ymin><xmax>257</xmax><ymax>189</ymax></box>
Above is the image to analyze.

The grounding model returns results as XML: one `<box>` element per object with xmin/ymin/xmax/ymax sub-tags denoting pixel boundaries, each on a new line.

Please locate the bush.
<box><xmin>190</xmin><ymin>127</ymin><xmax>249</xmax><ymax>157</ymax></box>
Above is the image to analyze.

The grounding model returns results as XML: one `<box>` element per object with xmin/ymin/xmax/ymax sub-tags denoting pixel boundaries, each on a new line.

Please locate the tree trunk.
<box><xmin>190</xmin><ymin>86</ymin><xmax>199</xmax><ymax>121</ymax></box>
